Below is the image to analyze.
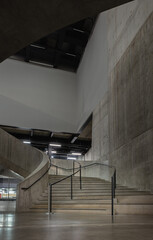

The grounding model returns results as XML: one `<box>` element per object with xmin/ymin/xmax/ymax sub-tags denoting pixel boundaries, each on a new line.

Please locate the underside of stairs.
<box><xmin>30</xmin><ymin>175</ymin><xmax>153</xmax><ymax>215</ymax></box>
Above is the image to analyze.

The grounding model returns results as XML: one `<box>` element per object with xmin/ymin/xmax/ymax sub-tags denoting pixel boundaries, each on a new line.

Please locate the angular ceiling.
<box><xmin>11</xmin><ymin>17</ymin><xmax>96</xmax><ymax>72</ymax></box>
<box><xmin>0</xmin><ymin>0</ymin><xmax>134</xmax><ymax>63</ymax></box>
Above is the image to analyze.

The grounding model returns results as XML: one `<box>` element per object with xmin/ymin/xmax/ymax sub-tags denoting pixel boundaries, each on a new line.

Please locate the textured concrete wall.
<box><xmin>109</xmin><ymin>11</ymin><xmax>153</xmax><ymax>192</ymax></box>
<box><xmin>0</xmin><ymin>128</ymin><xmax>42</xmax><ymax>177</ymax></box>
<box><xmin>0</xmin><ymin>128</ymin><xmax>50</xmax><ymax>211</ymax></box>
<box><xmin>89</xmin><ymin>0</ymin><xmax>153</xmax><ymax>192</ymax></box>
<box><xmin>16</xmin><ymin>155</ymin><xmax>49</xmax><ymax>212</ymax></box>
<box><xmin>92</xmin><ymin>93</ymin><xmax>109</xmax><ymax>163</ymax></box>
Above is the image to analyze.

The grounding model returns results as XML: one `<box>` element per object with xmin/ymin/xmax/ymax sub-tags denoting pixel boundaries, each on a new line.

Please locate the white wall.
<box><xmin>1</xmin><ymin>1</ymin><xmax>151</xmax><ymax>134</ymax></box>
<box><xmin>0</xmin><ymin>59</ymin><xmax>77</xmax><ymax>132</ymax></box>
<box><xmin>76</xmin><ymin>13</ymin><xmax>108</xmax><ymax>130</ymax></box>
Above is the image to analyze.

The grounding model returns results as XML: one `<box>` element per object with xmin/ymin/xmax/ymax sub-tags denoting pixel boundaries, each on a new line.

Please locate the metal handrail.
<box><xmin>21</xmin><ymin>165</ymin><xmax>50</xmax><ymax>191</ymax></box>
<box><xmin>50</xmin><ymin>161</ymin><xmax>116</xmax><ymax>216</ymax></box>
<box><xmin>79</xmin><ymin>162</ymin><xmax>116</xmax><ymax>216</ymax></box>
<box><xmin>48</xmin><ymin>160</ymin><xmax>82</xmax><ymax>213</ymax></box>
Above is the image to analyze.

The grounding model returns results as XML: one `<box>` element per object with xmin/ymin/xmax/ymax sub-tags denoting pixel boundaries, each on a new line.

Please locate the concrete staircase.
<box><xmin>30</xmin><ymin>175</ymin><xmax>153</xmax><ymax>215</ymax></box>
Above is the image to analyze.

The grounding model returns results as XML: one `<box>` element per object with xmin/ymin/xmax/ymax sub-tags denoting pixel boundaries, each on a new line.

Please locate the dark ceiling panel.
<box><xmin>12</xmin><ymin>18</ymin><xmax>95</xmax><ymax>72</ymax></box>
<box><xmin>0</xmin><ymin>125</ymin><xmax>91</xmax><ymax>158</ymax></box>
<box><xmin>0</xmin><ymin>0</ymin><xmax>134</xmax><ymax>62</ymax></box>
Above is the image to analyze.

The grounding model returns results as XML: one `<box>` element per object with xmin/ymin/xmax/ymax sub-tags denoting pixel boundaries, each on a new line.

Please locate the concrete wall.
<box><xmin>0</xmin><ymin>128</ymin><xmax>42</xmax><ymax>177</ymax></box>
<box><xmin>16</xmin><ymin>154</ymin><xmax>49</xmax><ymax>212</ymax></box>
<box><xmin>109</xmin><ymin>8</ymin><xmax>153</xmax><ymax>192</ymax></box>
<box><xmin>0</xmin><ymin>59</ymin><xmax>77</xmax><ymax>132</ymax></box>
<box><xmin>87</xmin><ymin>0</ymin><xmax>153</xmax><ymax>192</ymax></box>
<box><xmin>0</xmin><ymin>128</ymin><xmax>49</xmax><ymax>211</ymax></box>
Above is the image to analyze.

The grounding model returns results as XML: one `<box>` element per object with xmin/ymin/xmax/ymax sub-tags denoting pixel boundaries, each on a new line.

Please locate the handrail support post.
<box><xmin>111</xmin><ymin>176</ymin><xmax>114</xmax><ymax>217</ymax></box>
<box><xmin>71</xmin><ymin>175</ymin><xmax>73</xmax><ymax>200</ymax></box>
<box><xmin>48</xmin><ymin>184</ymin><xmax>52</xmax><ymax>213</ymax></box>
<box><xmin>80</xmin><ymin>166</ymin><xmax>82</xmax><ymax>190</ymax></box>
<box><xmin>73</xmin><ymin>161</ymin><xmax>74</xmax><ymax>174</ymax></box>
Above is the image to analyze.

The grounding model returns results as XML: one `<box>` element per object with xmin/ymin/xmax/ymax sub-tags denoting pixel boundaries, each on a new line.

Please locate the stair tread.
<box><xmin>31</xmin><ymin>174</ymin><xmax>153</xmax><ymax>215</ymax></box>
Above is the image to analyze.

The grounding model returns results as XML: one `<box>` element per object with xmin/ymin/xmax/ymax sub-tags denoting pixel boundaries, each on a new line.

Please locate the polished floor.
<box><xmin>0</xmin><ymin>201</ymin><xmax>16</xmax><ymax>212</ymax></box>
<box><xmin>0</xmin><ymin>212</ymin><xmax>153</xmax><ymax>240</ymax></box>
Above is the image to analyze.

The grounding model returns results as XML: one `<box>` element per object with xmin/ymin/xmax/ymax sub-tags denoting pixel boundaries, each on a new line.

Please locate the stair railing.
<box><xmin>77</xmin><ymin>162</ymin><xmax>116</xmax><ymax>216</ymax></box>
<box><xmin>48</xmin><ymin>161</ymin><xmax>82</xmax><ymax>213</ymax></box>
<box><xmin>49</xmin><ymin>161</ymin><xmax>116</xmax><ymax>216</ymax></box>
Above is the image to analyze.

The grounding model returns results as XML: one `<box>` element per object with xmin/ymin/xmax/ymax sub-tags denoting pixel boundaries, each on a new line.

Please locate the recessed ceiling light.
<box><xmin>49</xmin><ymin>144</ymin><xmax>61</xmax><ymax>147</ymax></box>
<box><xmin>30</xmin><ymin>44</ymin><xmax>46</xmax><ymax>49</ymax></box>
<box><xmin>23</xmin><ymin>141</ymin><xmax>31</xmax><ymax>144</ymax></box>
<box><xmin>51</xmin><ymin>151</ymin><xmax>57</xmax><ymax>154</ymax></box>
<box><xmin>29</xmin><ymin>60</ymin><xmax>54</xmax><ymax>68</ymax></box>
<box><xmin>71</xmin><ymin>153</ymin><xmax>82</xmax><ymax>156</ymax></box>
<box><xmin>67</xmin><ymin>157</ymin><xmax>77</xmax><ymax>160</ymax></box>
<box><xmin>71</xmin><ymin>136</ymin><xmax>78</xmax><ymax>143</ymax></box>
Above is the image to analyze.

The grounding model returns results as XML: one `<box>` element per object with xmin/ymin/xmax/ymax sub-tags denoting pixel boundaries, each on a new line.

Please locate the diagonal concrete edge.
<box><xmin>0</xmin><ymin>0</ymin><xmax>134</xmax><ymax>62</ymax></box>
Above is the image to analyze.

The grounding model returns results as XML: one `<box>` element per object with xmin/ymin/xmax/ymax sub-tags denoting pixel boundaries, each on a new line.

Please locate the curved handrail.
<box><xmin>50</xmin><ymin>160</ymin><xmax>81</xmax><ymax>185</ymax></box>
<box><xmin>21</xmin><ymin>165</ymin><xmax>50</xmax><ymax>191</ymax></box>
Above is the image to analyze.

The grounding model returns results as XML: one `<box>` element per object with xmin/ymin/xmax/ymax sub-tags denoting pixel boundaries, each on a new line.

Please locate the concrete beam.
<box><xmin>0</xmin><ymin>0</ymin><xmax>134</xmax><ymax>62</ymax></box>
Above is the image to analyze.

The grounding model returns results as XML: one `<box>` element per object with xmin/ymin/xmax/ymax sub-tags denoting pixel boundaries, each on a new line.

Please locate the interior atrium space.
<box><xmin>0</xmin><ymin>0</ymin><xmax>153</xmax><ymax>240</ymax></box>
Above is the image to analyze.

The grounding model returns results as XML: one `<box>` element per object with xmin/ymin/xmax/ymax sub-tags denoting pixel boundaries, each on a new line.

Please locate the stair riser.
<box><xmin>117</xmin><ymin>195</ymin><xmax>153</xmax><ymax>204</ymax></box>
<box><xmin>115</xmin><ymin>205</ymin><xmax>153</xmax><ymax>215</ymax></box>
<box><xmin>30</xmin><ymin>209</ymin><xmax>111</xmax><ymax>214</ymax></box>
<box><xmin>34</xmin><ymin>200</ymin><xmax>116</xmax><ymax>205</ymax></box>
<box><xmin>31</xmin><ymin>175</ymin><xmax>153</xmax><ymax>215</ymax></box>
<box><xmin>31</xmin><ymin>204</ymin><xmax>111</xmax><ymax>209</ymax></box>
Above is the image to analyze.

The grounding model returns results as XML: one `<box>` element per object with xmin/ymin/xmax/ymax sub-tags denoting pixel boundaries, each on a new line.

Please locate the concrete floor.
<box><xmin>0</xmin><ymin>212</ymin><xmax>153</xmax><ymax>240</ymax></box>
<box><xmin>0</xmin><ymin>201</ymin><xmax>16</xmax><ymax>212</ymax></box>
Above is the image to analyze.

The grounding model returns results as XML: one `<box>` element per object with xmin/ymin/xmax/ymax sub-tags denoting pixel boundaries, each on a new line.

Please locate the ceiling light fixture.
<box><xmin>71</xmin><ymin>153</ymin><xmax>82</xmax><ymax>156</ymax></box>
<box><xmin>71</xmin><ymin>136</ymin><xmax>78</xmax><ymax>143</ymax></box>
<box><xmin>66</xmin><ymin>53</ymin><xmax>76</xmax><ymax>57</ymax></box>
<box><xmin>73</xmin><ymin>28</ymin><xmax>85</xmax><ymax>33</ymax></box>
<box><xmin>29</xmin><ymin>60</ymin><xmax>54</xmax><ymax>68</ymax></box>
<box><xmin>67</xmin><ymin>157</ymin><xmax>77</xmax><ymax>160</ymax></box>
<box><xmin>30</xmin><ymin>44</ymin><xmax>46</xmax><ymax>49</ymax></box>
<box><xmin>23</xmin><ymin>141</ymin><xmax>31</xmax><ymax>144</ymax></box>
<box><xmin>49</xmin><ymin>144</ymin><xmax>61</xmax><ymax>147</ymax></box>
<box><xmin>51</xmin><ymin>151</ymin><xmax>57</xmax><ymax>154</ymax></box>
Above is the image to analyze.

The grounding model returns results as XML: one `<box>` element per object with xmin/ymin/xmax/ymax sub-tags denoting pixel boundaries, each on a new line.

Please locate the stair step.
<box><xmin>38</xmin><ymin>195</ymin><xmax>114</xmax><ymax>200</ymax></box>
<box><xmin>31</xmin><ymin>204</ymin><xmax>111</xmax><ymax>210</ymax></box>
<box><xmin>30</xmin><ymin>209</ymin><xmax>111</xmax><ymax>214</ymax></box>
<box><xmin>30</xmin><ymin>174</ymin><xmax>153</xmax><ymax>215</ymax></box>
<box><xmin>34</xmin><ymin>199</ymin><xmax>117</xmax><ymax>205</ymax></box>
<box><xmin>41</xmin><ymin>192</ymin><xmax>149</xmax><ymax>197</ymax></box>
